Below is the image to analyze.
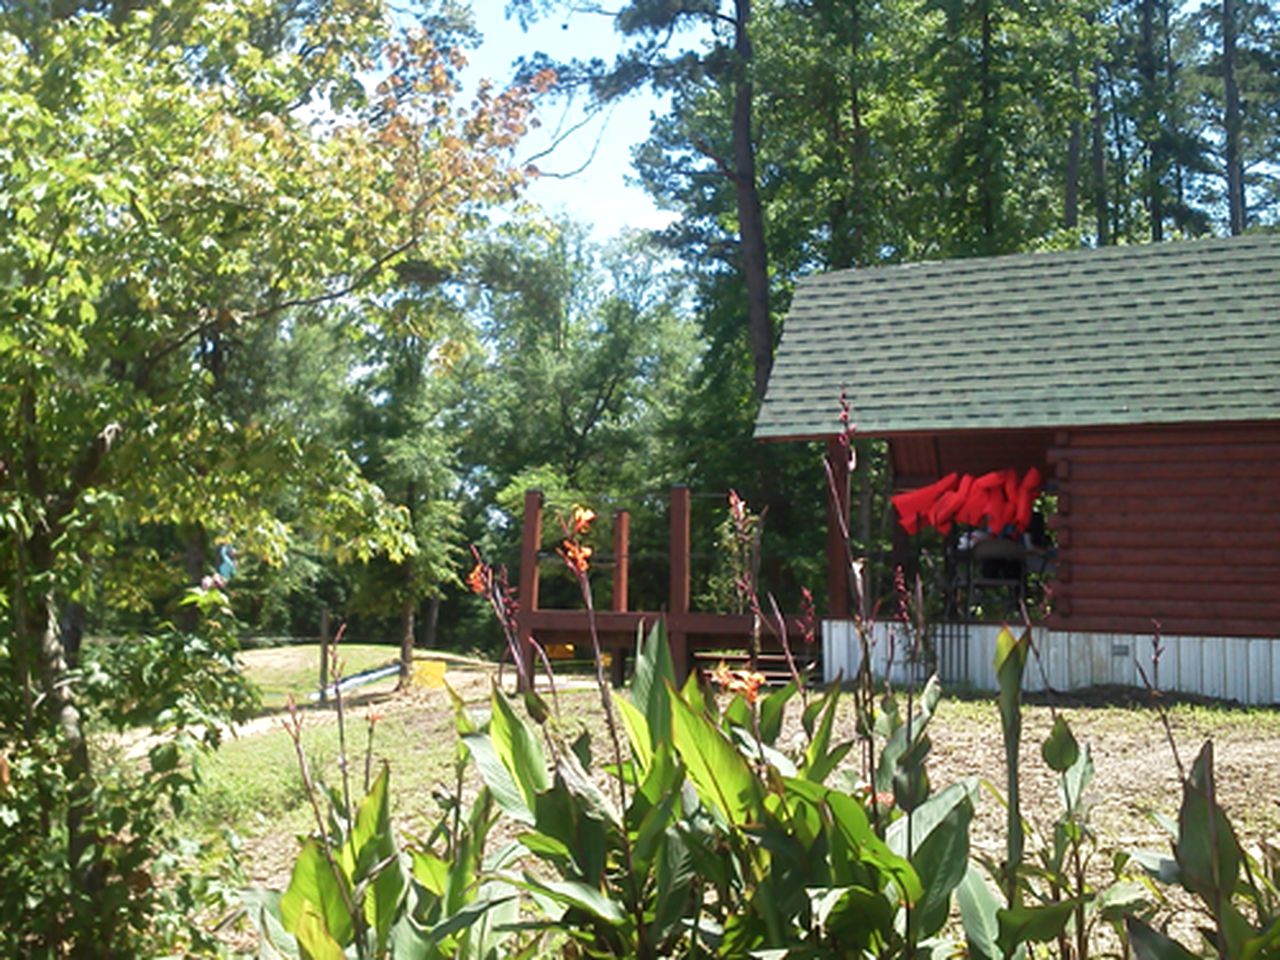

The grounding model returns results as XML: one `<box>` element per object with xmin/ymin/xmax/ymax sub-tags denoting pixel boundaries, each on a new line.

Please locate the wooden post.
<box><xmin>669</xmin><ymin>485</ymin><xmax>691</xmax><ymax>683</ymax></box>
<box><xmin>516</xmin><ymin>489</ymin><xmax>543</xmax><ymax>691</ymax></box>
<box><xmin>318</xmin><ymin>607</ymin><xmax>331</xmax><ymax>704</ymax></box>
<box><xmin>612</xmin><ymin>510</ymin><xmax>630</xmax><ymax>613</ymax></box>
<box><xmin>825</xmin><ymin>437</ymin><xmax>852</xmax><ymax>620</ymax></box>
<box><xmin>609</xmin><ymin>509</ymin><xmax>631</xmax><ymax>687</ymax></box>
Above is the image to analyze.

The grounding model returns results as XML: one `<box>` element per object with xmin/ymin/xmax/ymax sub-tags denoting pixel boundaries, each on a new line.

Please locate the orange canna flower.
<box><xmin>710</xmin><ymin>661</ymin><xmax>767</xmax><ymax>704</ymax></box>
<box><xmin>735</xmin><ymin>670</ymin><xmax>767</xmax><ymax>704</ymax></box>
<box><xmin>560</xmin><ymin>539</ymin><xmax>592</xmax><ymax>574</ymax></box>
<box><xmin>466</xmin><ymin>562</ymin><xmax>487</xmax><ymax>595</ymax></box>
<box><xmin>570</xmin><ymin>504</ymin><xmax>596</xmax><ymax>536</ymax></box>
<box><xmin>710</xmin><ymin>660</ymin><xmax>733</xmax><ymax>688</ymax></box>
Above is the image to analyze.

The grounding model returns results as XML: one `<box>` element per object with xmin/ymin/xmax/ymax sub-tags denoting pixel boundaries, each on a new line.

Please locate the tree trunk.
<box><xmin>731</xmin><ymin>0</ymin><xmax>772</xmax><ymax>401</ymax></box>
<box><xmin>1090</xmin><ymin>65</ymin><xmax>1110</xmax><ymax>245</ymax></box>
<box><xmin>1064</xmin><ymin>49</ymin><xmax>1083</xmax><ymax>231</ymax></box>
<box><xmin>1065</xmin><ymin>121</ymin><xmax>1082</xmax><ymax>231</ymax></box>
<box><xmin>1222</xmin><ymin>0</ymin><xmax>1245</xmax><ymax>234</ymax></box>
<box><xmin>423</xmin><ymin>594</ymin><xmax>440</xmax><ymax>650</ymax></box>
<box><xmin>828</xmin><ymin>0</ymin><xmax>868</xmax><ymax>271</ymax></box>
<box><xmin>978</xmin><ymin>0</ymin><xmax>1000</xmax><ymax>251</ymax></box>
<box><xmin>23</xmin><ymin>532</ymin><xmax>101</xmax><ymax>938</ymax></box>
<box><xmin>397</xmin><ymin>595</ymin><xmax>416</xmax><ymax>691</ymax></box>
<box><xmin>1139</xmin><ymin>0</ymin><xmax>1164</xmax><ymax>241</ymax></box>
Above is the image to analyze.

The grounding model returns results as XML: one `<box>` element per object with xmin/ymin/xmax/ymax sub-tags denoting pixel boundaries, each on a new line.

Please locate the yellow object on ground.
<box><xmin>413</xmin><ymin>659</ymin><xmax>447</xmax><ymax>689</ymax></box>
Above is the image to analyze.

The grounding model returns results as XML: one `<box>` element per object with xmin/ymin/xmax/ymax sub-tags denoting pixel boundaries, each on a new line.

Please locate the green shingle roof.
<box><xmin>755</xmin><ymin>234</ymin><xmax>1280</xmax><ymax>439</ymax></box>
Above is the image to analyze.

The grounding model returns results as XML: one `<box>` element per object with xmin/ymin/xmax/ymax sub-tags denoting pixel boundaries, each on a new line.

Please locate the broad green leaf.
<box><xmin>811</xmin><ymin>884</ymin><xmax>897</xmax><ymax>952</ymax></box>
<box><xmin>1175</xmin><ymin>741</ymin><xmax>1240</xmax><ymax>908</ymax></box>
<box><xmin>293</xmin><ymin>900</ymin><xmax>346</xmax><ymax>960</ymax></box>
<box><xmin>630</xmin><ymin>619</ymin><xmax>674</xmax><ymax>749</ymax></box>
<box><xmin>801</xmin><ymin>685</ymin><xmax>843</xmax><ymax>782</ymax></box>
<box><xmin>907</xmin><ymin>792</ymin><xmax>974</xmax><ymax>939</ymax></box>
<box><xmin>637</xmin><ymin>741</ymin><xmax>681</xmax><ymax>809</ymax></box>
<box><xmin>892</xmin><ymin>733</ymin><xmax>932</xmax><ymax>813</ymax></box>
<box><xmin>1060</xmin><ymin>742</ymin><xmax>1094</xmax><ymax>814</ymax></box>
<box><xmin>447</xmin><ymin>683</ymin><xmax>476</xmax><ymax>736</ymax></box>
<box><xmin>344</xmin><ymin>767</ymin><xmax>408</xmax><ymax>952</ymax></box>
<box><xmin>669</xmin><ymin>680</ymin><xmax>760</xmax><ymax>827</ymax></box>
<box><xmin>489</xmin><ymin>687</ymin><xmax>548</xmax><ymax>808</ymax></box>
<box><xmin>243</xmin><ymin>889</ymin><xmax>300</xmax><ymax>960</ymax></box>
<box><xmin>613</xmin><ymin>694</ymin><xmax>653</xmax><ymax>774</ymax></box>
<box><xmin>1126</xmin><ymin>916</ymin><xmax>1199</xmax><ymax>960</ymax></box>
<box><xmin>633</xmin><ymin>785</ymin><xmax>679</xmax><ymax>876</ymax></box>
<box><xmin>826</xmin><ymin>790</ymin><xmax>922</xmax><ymax>904</ymax></box>
<box><xmin>1241</xmin><ymin>913</ymin><xmax>1280</xmax><ymax>960</ymax></box>
<box><xmin>519</xmin><ymin>875</ymin><xmax>627</xmax><ymax>924</ymax></box>
<box><xmin>887</xmin><ymin>778</ymin><xmax>981</xmax><ymax>857</ymax></box>
<box><xmin>556</xmin><ymin>747</ymin><xmax>620</xmax><ymax>827</ymax></box>
<box><xmin>651</xmin><ymin>825</ymin><xmax>693</xmax><ymax>943</ymax></box>
<box><xmin>410</xmin><ymin>850</ymin><xmax>448</xmax><ymax>897</ymax></box>
<box><xmin>994</xmin><ymin>626</ymin><xmax>1030</xmax><ymax>884</ymax></box>
<box><xmin>996</xmin><ymin>899</ymin><xmax>1080</xmax><ymax>957</ymax></box>
<box><xmin>957</xmin><ymin>864</ymin><xmax>1003</xmax><ymax>960</ymax></box>
<box><xmin>462</xmin><ymin>733</ymin><xmax>533</xmax><ymax>825</ymax></box>
<box><xmin>388</xmin><ymin>913</ymin><xmax>433</xmax><ymax>960</ymax></box>
<box><xmin>1094</xmin><ymin>880</ymin><xmax>1149</xmax><ymax>920</ymax></box>
<box><xmin>759</xmin><ymin>680</ymin><xmax>796</xmax><ymax>745</ymax></box>
<box><xmin>723</xmin><ymin>693</ymin><xmax>752</xmax><ymax>730</ymax></box>
<box><xmin>280</xmin><ymin>838</ymin><xmax>354</xmax><ymax>947</ymax></box>
<box><xmin>1041</xmin><ymin>715</ymin><xmax>1079</xmax><ymax>773</ymax></box>
<box><xmin>518</xmin><ymin>830</ymin><xmax>573</xmax><ymax>860</ymax></box>
<box><xmin>421</xmin><ymin>893</ymin><xmax>519</xmax><ymax>949</ymax></box>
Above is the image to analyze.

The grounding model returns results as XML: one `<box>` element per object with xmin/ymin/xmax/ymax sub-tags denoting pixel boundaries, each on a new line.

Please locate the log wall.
<box><xmin>1047</xmin><ymin>422</ymin><xmax>1280</xmax><ymax>637</ymax></box>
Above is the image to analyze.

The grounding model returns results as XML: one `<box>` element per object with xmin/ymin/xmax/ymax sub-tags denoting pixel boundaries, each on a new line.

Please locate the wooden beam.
<box><xmin>523</xmin><ymin>609</ymin><xmax>810</xmax><ymax>641</ymax></box>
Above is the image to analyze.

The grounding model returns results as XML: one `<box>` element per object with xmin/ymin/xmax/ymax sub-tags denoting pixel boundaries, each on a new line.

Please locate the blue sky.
<box><xmin>464</xmin><ymin>3</ymin><xmax>679</xmax><ymax>239</ymax></box>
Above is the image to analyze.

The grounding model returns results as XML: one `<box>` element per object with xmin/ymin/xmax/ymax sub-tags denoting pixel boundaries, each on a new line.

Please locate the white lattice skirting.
<box><xmin>822</xmin><ymin>620</ymin><xmax>1280</xmax><ymax>706</ymax></box>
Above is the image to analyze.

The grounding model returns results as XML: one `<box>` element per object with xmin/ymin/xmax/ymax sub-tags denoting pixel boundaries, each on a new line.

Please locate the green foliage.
<box><xmin>0</xmin><ymin>627</ymin><xmax>258</xmax><ymax>954</ymax></box>
<box><xmin>0</xmin><ymin>0</ymin><xmax>543</xmax><ymax>948</ymax></box>
<box><xmin>1126</xmin><ymin>741</ymin><xmax>1280</xmax><ymax>959</ymax></box>
<box><xmin>249</xmin><ymin>699</ymin><xmax>522</xmax><ymax>959</ymax></box>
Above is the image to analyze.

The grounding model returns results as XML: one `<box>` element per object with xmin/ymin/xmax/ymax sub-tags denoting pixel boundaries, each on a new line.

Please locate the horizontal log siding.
<box><xmin>1048</xmin><ymin>423</ymin><xmax>1280</xmax><ymax>638</ymax></box>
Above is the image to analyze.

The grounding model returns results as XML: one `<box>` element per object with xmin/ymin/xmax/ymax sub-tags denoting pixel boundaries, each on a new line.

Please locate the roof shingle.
<box><xmin>755</xmin><ymin>234</ymin><xmax>1280</xmax><ymax>439</ymax></box>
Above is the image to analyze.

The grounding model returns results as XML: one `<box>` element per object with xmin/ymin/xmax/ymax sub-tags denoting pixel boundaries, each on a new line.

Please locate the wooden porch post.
<box><xmin>516</xmin><ymin>489</ymin><xmax>542</xmax><ymax>691</ymax></box>
<box><xmin>668</xmin><ymin>485</ymin><xmax>691</xmax><ymax>683</ymax></box>
<box><xmin>610</xmin><ymin>509</ymin><xmax>631</xmax><ymax>686</ymax></box>
<box><xmin>825</xmin><ymin>438</ymin><xmax>852</xmax><ymax>620</ymax></box>
<box><xmin>612</xmin><ymin>510</ymin><xmax>630</xmax><ymax>613</ymax></box>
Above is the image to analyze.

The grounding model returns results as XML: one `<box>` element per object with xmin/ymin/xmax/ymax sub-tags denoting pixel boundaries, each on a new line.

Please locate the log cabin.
<box><xmin>756</xmin><ymin>233</ymin><xmax>1280</xmax><ymax>704</ymax></box>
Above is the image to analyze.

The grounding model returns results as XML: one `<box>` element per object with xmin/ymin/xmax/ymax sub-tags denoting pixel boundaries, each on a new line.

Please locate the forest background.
<box><xmin>0</xmin><ymin>0</ymin><xmax>1277</xmax><ymax>945</ymax></box>
<box><xmin>5</xmin><ymin>0</ymin><xmax>1277</xmax><ymax>660</ymax></box>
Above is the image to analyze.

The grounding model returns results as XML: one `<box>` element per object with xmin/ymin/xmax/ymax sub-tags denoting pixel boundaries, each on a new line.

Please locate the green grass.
<box><xmin>240</xmin><ymin>643</ymin><xmax>399</xmax><ymax>709</ymax></box>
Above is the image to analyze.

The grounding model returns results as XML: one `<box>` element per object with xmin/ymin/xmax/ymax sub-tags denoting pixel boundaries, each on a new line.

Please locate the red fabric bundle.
<box><xmin>1014</xmin><ymin>466</ymin><xmax>1042</xmax><ymax>531</ymax></box>
<box><xmin>894</xmin><ymin>467</ymin><xmax>1043</xmax><ymax>536</ymax></box>
<box><xmin>891</xmin><ymin>472</ymin><xmax>958</xmax><ymax>534</ymax></box>
<box><xmin>928</xmin><ymin>473</ymin><xmax>974</xmax><ymax>534</ymax></box>
<box><xmin>957</xmin><ymin>470</ymin><xmax>1006</xmax><ymax>529</ymax></box>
